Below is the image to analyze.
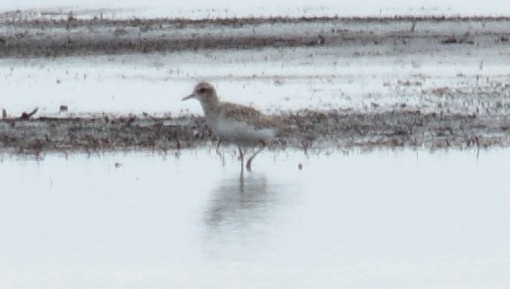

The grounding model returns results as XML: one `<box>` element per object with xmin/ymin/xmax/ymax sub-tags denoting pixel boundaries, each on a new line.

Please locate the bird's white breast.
<box><xmin>211</xmin><ymin>117</ymin><xmax>275</xmax><ymax>146</ymax></box>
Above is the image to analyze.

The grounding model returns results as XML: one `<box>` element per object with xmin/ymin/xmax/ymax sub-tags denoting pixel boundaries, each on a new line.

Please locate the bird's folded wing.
<box><xmin>220</xmin><ymin>102</ymin><xmax>282</xmax><ymax>131</ymax></box>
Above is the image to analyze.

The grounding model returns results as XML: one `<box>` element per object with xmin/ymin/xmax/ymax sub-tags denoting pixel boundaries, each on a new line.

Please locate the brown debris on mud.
<box><xmin>1</xmin><ymin>110</ymin><xmax>508</xmax><ymax>155</ymax></box>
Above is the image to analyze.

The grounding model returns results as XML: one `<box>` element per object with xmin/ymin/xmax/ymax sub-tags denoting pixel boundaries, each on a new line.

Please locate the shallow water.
<box><xmin>2</xmin><ymin>43</ymin><xmax>509</xmax><ymax>118</ymax></box>
<box><xmin>1</xmin><ymin>148</ymin><xmax>509</xmax><ymax>288</ymax></box>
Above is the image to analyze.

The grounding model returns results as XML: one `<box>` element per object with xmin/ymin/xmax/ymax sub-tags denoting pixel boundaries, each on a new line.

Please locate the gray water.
<box><xmin>1</xmin><ymin>149</ymin><xmax>510</xmax><ymax>288</ymax></box>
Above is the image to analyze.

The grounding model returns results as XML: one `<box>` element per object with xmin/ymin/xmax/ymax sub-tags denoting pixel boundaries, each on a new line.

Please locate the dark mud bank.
<box><xmin>1</xmin><ymin>110</ymin><xmax>508</xmax><ymax>154</ymax></box>
<box><xmin>1</xmin><ymin>16</ymin><xmax>510</xmax><ymax>57</ymax></box>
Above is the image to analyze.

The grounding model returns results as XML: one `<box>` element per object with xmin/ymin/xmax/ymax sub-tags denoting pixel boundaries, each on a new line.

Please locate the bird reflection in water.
<box><xmin>204</xmin><ymin>173</ymin><xmax>278</xmax><ymax>227</ymax></box>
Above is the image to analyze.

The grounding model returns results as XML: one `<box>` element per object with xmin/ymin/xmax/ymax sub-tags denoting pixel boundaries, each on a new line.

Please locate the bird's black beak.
<box><xmin>182</xmin><ymin>94</ymin><xmax>196</xmax><ymax>101</ymax></box>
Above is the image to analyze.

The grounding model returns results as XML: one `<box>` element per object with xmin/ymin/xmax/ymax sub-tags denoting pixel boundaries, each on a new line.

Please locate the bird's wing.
<box><xmin>220</xmin><ymin>102</ymin><xmax>282</xmax><ymax>131</ymax></box>
<box><xmin>221</xmin><ymin>102</ymin><xmax>262</xmax><ymax>120</ymax></box>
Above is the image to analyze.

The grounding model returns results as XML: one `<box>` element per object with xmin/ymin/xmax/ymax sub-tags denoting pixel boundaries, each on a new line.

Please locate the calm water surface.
<box><xmin>1</xmin><ymin>148</ymin><xmax>509</xmax><ymax>288</ymax></box>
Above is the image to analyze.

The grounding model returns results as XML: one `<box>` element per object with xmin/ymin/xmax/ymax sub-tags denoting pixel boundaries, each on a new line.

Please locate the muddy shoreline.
<box><xmin>1</xmin><ymin>110</ymin><xmax>508</xmax><ymax>155</ymax></box>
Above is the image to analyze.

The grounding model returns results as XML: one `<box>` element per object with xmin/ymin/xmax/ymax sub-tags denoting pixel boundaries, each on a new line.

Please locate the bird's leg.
<box><xmin>215</xmin><ymin>138</ymin><xmax>225</xmax><ymax>165</ymax></box>
<box><xmin>246</xmin><ymin>142</ymin><xmax>266</xmax><ymax>172</ymax></box>
<box><xmin>238</xmin><ymin>146</ymin><xmax>245</xmax><ymax>173</ymax></box>
<box><xmin>215</xmin><ymin>138</ymin><xmax>222</xmax><ymax>155</ymax></box>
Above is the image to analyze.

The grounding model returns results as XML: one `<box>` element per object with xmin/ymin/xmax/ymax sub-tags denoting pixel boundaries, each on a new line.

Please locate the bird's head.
<box><xmin>182</xmin><ymin>82</ymin><xmax>219</xmax><ymax>108</ymax></box>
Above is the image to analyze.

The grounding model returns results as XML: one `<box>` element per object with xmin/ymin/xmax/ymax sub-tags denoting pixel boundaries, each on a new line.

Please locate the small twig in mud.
<box><xmin>410</xmin><ymin>20</ymin><xmax>418</xmax><ymax>32</ymax></box>
<box><xmin>441</xmin><ymin>37</ymin><xmax>458</xmax><ymax>44</ymax></box>
<box><xmin>20</xmin><ymin>107</ymin><xmax>38</xmax><ymax>120</ymax></box>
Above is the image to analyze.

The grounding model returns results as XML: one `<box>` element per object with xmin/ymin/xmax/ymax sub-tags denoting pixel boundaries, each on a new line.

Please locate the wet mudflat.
<box><xmin>1</xmin><ymin>149</ymin><xmax>510</xmax><ymax>288</ymax></box>
<box><xmin>1</xmin><ymin>16</ymin><xmax>510</xmax><ymax>154</ymax></box>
